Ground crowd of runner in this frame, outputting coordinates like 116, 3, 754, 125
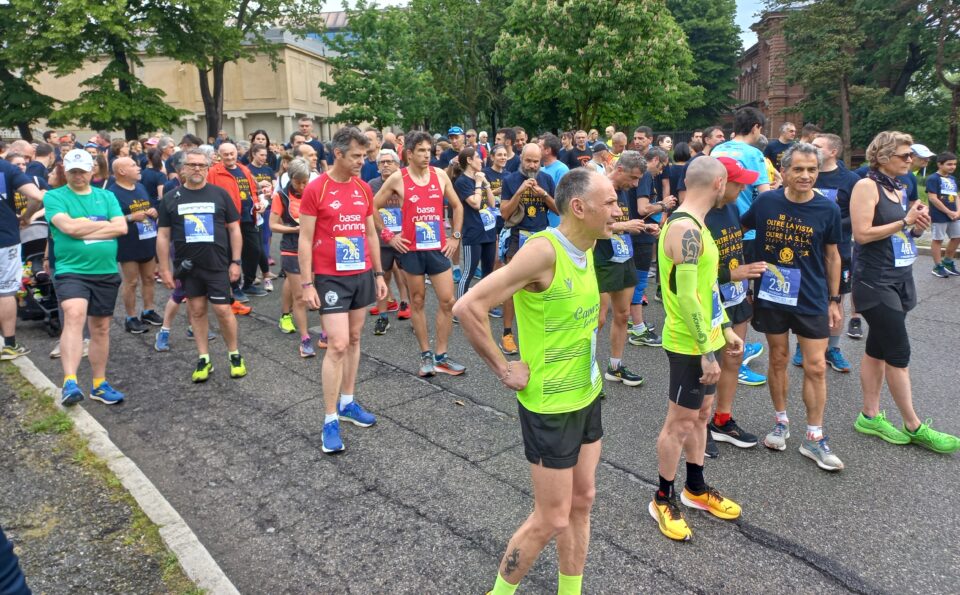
1, 108, 958, 594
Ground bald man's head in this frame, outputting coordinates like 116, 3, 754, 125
218, 143, 238, 168
9, 140, 34, 159
112, 157, 141, 183
682, 156, 726, 206
520, 143, 542, 177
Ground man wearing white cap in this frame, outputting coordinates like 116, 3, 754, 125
44, 149, 128, 406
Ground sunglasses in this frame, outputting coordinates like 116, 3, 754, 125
893, 152, 914, 161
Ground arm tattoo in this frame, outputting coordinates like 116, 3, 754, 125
704, 351, 717, 363
680, 228, 701, 264
503, 548, 521, 577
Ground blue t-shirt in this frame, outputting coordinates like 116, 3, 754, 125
926, 173, 958, 223
107, 181, 159, 262
163, 178, 180, 195
741, 188, 842, 315
360, 157, 379, 182
711, 141, 770, 241
675, 152, 704, 193
667, 163, 685, 199
706, 202, 749, 308
140, 168, 167, 202
306, 139, 326, 166
500, 170, 555, 233
814, 166, 861, 257
763, 139, 792, 170
541, 160, 569, 227
0, 160, 33, 248
438, 148, 458, 169
25, 160, 48, 184
504, 154, 520, 173
629, 172, 657, 246
226, 166, 255, 223
453, 175, 496, 245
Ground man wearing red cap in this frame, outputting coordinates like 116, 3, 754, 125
704, 158, 769, 455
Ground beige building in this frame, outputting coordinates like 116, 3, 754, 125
30, 29, 345, 144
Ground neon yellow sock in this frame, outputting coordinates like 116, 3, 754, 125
63, 374, 77, 386
491, 573, 519, 595
558, 573, 582, 595
228, 350, 239, 358
92, 377, 106, 389
199, 353, 210, 363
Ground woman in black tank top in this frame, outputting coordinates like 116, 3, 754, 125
849, 131, 959, 453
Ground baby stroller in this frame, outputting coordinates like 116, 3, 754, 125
17, 221, 60, 336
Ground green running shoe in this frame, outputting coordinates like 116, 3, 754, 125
278, 313, 296, 334
905, 420, 960, 454
854, 411, 910, 445
192, 358, 213, 383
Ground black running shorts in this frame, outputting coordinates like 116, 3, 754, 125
751, 307, 830, 339
54, 273, 121, 317
666, 350, 719, 410
182, 268, 232, 305
595, 260, 637, 294
518, 397, 603, 469
315, 270, 377, 314
397, 250, 450, 276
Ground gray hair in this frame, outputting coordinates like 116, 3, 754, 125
236, 140, 251, 154
756, 134, 769, 151
779, 122, 796, 134
616, 150, 646, 173
781, 142, 823, 169
378, 148, 400, 163
331, 127, 369, 156
181, 148, 210, 168
159, 136, 176, 150
555, 168, 597, 215
286, 157, 313, 182
197, 144, 216, 162
644, 147, 669, 164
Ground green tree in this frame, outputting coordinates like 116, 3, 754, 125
493, 0, 702, 131
928, 0, 960, 151
667, 0, 740, 128
150, 0, 325, 139
769, 0, 864, 163
318, 1, 439, 129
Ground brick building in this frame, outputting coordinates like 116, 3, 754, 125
736, 12, 805, 138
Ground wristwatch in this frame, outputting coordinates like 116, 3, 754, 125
231, 259, 242, 266
374, 271, 385, 277
452, 231, 462, 240
829, 295, 842, 304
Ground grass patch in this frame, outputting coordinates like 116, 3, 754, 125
1, 362, 205, 595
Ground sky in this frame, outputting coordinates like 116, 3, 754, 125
326, 0, 767, 50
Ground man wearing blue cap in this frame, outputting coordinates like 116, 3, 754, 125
438, 126, 464, 168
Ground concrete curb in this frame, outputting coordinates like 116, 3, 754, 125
12, 356, 239, 595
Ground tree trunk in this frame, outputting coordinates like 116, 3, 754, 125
16, 123, 33, 142
949, 85, 959, 154
198, 63, 226, 141
113, 49, 139, 140
888, 42, 924, 97
839, 76, 852, 165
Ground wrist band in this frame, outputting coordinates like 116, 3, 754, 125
381, 228, 395, 243
301, 282, 314, 289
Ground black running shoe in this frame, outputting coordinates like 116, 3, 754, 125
709, 418, 759, 448
846, 317, 863, 340
705, 430, 720, 459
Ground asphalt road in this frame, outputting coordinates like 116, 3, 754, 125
15, 252, 960, 594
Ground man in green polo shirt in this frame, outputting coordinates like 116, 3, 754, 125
454, 168, 621, 595
45, 149, 128, 406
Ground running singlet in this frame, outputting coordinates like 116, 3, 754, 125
271, 186, 303, 256
298, 173, 374, 276
400, 166, 445, 252
658, 212, 726, 356
515, 231, 602, 414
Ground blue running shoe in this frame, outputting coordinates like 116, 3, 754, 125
243, 284, 269, 297
742, 342, 763, 365
737, 364, 767, 386
154, 328, 170, 352
61, 380, 84, 406
488, 307, 503, 319
825, 346, 851, 373
792, 344, 803, 367
338, 401, 377, 427
453, 268, 463, 284
321, 419, 345, 454
186, 326, 216, 341
90, 381, 125, 405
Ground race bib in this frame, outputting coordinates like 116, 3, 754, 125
891, 231, 917, 268
479, 207, 497, 231
609, 234, 633, 263
84, 216, 110, 244
137, 219, 157, 240
942, 177, 957, 196
335, 236, 366, 271
179, 204, 216, 244
379, 208, 402, 232
414, 220, 441, 250
518, 229, 532, 249
711, 286, 724, 328
757, 265, 801, 306
719, 280, 747, 308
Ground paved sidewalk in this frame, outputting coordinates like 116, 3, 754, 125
14, 254, 960, 594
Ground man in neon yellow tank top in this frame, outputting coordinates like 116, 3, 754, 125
454, 169, 622, 595
650, 157, 745, 542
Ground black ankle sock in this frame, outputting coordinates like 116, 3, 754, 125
685, 462, 706, 494
503, 328, 512, 337
656, 475, 674, 501
4, 335, 15, 347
